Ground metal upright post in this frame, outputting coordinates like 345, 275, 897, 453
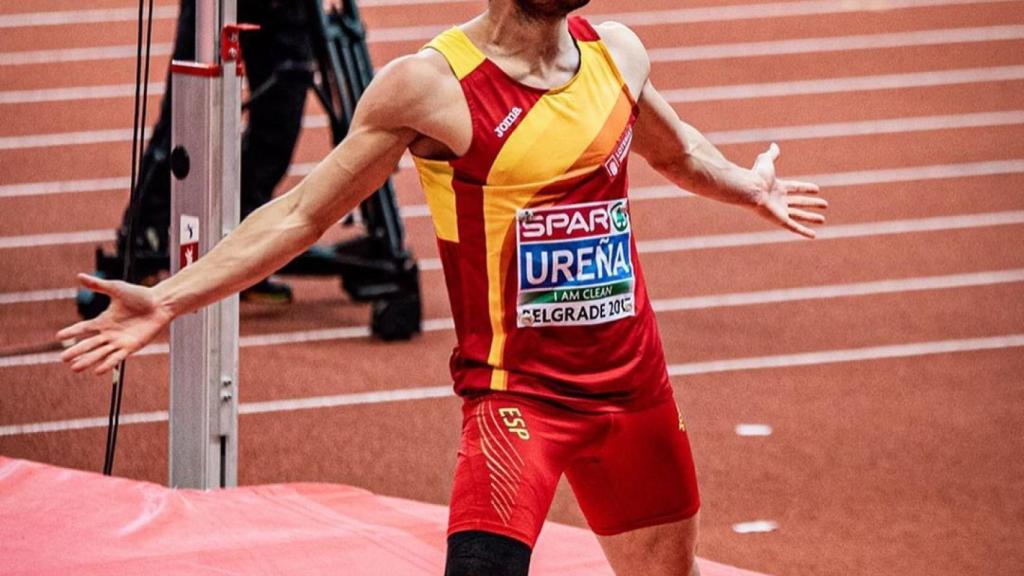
168, 0, 241, 489
217, 0, 242, 491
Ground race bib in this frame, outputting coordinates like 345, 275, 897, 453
516, 199, 636, 328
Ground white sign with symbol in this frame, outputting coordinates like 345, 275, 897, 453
179, 214, 200, 269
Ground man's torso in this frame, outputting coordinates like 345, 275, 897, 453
411, 17, 670, 412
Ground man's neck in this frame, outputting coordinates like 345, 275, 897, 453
470, 4, 575, 70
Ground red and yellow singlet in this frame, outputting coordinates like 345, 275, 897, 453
414, 17, 671, 412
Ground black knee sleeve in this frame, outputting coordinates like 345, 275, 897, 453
444, 531, 532, 576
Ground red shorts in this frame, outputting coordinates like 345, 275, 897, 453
447, 392, 701, 547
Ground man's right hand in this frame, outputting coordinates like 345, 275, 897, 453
58, 274, 174, 375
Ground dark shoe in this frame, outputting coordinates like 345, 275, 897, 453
241, 276, 294, 305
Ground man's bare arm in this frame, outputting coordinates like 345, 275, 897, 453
633, 84, 825, 238
632, 85, 762, 204
58, 54, 450, 373
600, 22, 826, 238
150, 64, 426, 316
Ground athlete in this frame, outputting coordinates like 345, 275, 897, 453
58, 0, 827, 574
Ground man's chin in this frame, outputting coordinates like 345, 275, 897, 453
515, 0, 591, 19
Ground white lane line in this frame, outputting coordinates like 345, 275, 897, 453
599, 0, 1016, 27
0, 5, 178, 28
649, 25, 1024, 62
238, 317, 455, 348
4, 59, 1022, 109
0, 176, 129, 198
0, 0, 999, 31
652, 269, 1024, 313
0, 410, 171, 437
0, 181, 666, 219
663, 65, 1024, 102
5, 109, 1021, 152
733, 521, 780, 534
0, 183, 672, 251
0, 110, 301, 152
0, 82, 164, 105
633, 211, 1024, 256
0, 229, 114, 249
9, 133, 1024, 202
798, 159, 1024, 187
367, 0, 1017, 43
735, 424, 773, 437
424, 210, 1024, 270
0, 128, 151, 150
3, 333, 1022, 437
0, 384, 458, 437
705, 110, 1024, 145
0, 116, 327, 150
0, 287, 76, 305
3, 203, 1022, 255
23, 10, 1008, 65
221, 156, 1024, 192
669, 334, 1024, 377
294, 135, 1024, 187
0, 43, 172, 66
240, 384, 455, 415
0, 0, 479, 28
2, 268, 1021, 368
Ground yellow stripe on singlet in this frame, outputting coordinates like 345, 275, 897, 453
423, 28, 486, 81
413, 157, 459, 242
481, 40, 628, 387
414, 29, 486, 245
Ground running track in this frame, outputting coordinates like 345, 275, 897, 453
1, 0, 1023, 574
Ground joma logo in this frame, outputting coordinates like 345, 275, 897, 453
494, 106, 523, 138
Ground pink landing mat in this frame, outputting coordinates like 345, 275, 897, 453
0, 456, 768, 575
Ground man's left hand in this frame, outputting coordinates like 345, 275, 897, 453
750, 143, 828, 238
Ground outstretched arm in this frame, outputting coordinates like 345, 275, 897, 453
632, 84, 826, 238
58, 54, 446, 373
598, 21, 827, 238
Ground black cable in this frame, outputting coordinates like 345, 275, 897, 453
104, 0, 155, 476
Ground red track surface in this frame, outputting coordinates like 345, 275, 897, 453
2, 0, 1024, 574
